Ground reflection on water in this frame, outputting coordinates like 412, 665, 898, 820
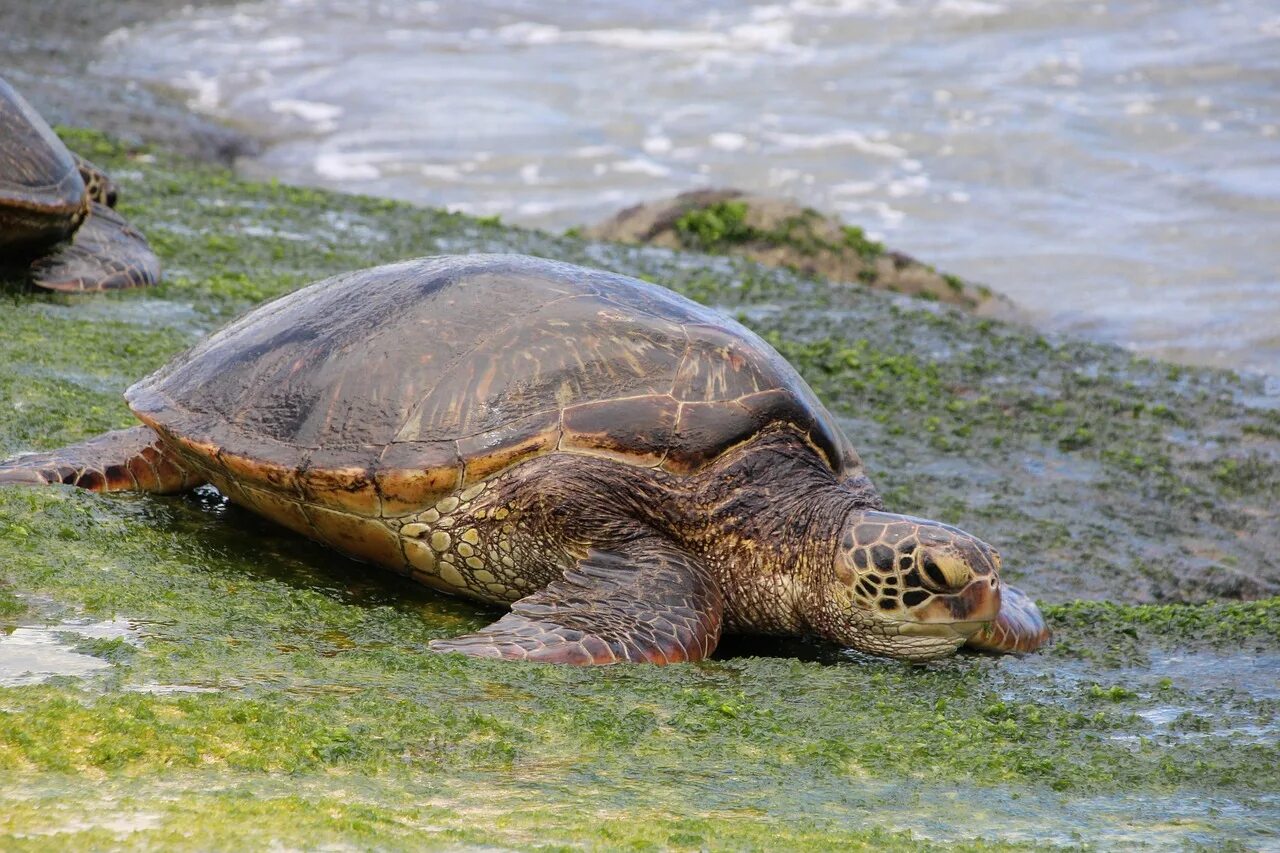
0, 618, 138, 687
98, 0, 1280, 373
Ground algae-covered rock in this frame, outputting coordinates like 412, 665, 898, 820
586, 188, 1011, 313
0, 130, 1276, 850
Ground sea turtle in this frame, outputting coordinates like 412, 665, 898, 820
0, 76, 160, 292
0, 254, 1049, 663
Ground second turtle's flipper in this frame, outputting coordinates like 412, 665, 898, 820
30, 202, 159, 292
430, 536, 723, 665
965, 584, 1051, 654
0, 425, 200, 494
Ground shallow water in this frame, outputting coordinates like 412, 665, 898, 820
0, 618, 138, 687
96, 0, 1280, 374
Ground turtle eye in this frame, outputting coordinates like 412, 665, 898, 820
919, 552, 969, 591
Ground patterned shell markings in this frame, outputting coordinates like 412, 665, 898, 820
0, 77, 86, 250
126, 255, 862, 538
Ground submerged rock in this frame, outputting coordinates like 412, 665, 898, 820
585, 188, 1013, 314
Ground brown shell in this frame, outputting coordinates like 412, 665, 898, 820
127, 254, 864, 519
0, 76, 86, 250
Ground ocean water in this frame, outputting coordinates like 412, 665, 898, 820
97, 0, 1280, 374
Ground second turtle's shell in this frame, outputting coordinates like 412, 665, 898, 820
0, 77, 87, 250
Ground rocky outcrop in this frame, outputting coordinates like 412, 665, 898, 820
586, 188, 1011, 313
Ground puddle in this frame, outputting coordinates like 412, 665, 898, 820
11, 811, 163, 839
32, 296, 205, 335
236, 223, 313, 241
0, 617, 140, 687
127, 683, 220, 695
826, 782, 1279, 850
319, 209, 389, 243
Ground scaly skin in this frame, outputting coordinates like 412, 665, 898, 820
418, 427, 1021, 662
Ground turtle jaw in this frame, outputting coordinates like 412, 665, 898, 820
882, 575, 1003, 660
837, 617, 972, 662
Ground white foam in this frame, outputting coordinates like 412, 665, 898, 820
420, 163, 463, 180
610, 157, 672, 177
515, 200, 560, 217
887, 174, 929, 197
837, 199, 906, 227
227, 11, 267, 32
175, 69, 221, 113
933, 0, 1006, 17
830, 180, 878, 196
493, 21, 561, 45
314, 152, 381, 181
257, 35, 304, 52
572, 145, 616, 158
767, 166, 806, 184
643, 135, 674, 155
709, 132, 748, 152
504, 19, 797, 54
789, 0, 903, 18
574, 28, 728, 51
768, 129, 907, 159
269, 98, 342, 130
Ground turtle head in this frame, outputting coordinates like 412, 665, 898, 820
816, 510, 1003, 661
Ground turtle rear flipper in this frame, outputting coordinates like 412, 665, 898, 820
430, 536, 723, 665
0, 425, 199, 493
30, 201, 159, 292
965, 584, 1050, 654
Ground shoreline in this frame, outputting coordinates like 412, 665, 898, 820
10, 0, 1277, 381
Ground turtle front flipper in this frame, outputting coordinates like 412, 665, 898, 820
430, 536, 723, 665
965, 584, 1051, 654
30, 201, 159, 292
0, 425, 200, 493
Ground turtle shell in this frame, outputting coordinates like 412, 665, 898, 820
127, 255, 864, 558
0, 77, 87, 251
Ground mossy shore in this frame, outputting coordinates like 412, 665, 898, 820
1, 131, 1277, 850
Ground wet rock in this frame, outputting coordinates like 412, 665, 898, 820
585, 188, 1015, 314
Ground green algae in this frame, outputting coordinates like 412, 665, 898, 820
675, 199, 756, 250
0, 587, 21, 620
672, 199, 886, 265
1, 128, 1278, 848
